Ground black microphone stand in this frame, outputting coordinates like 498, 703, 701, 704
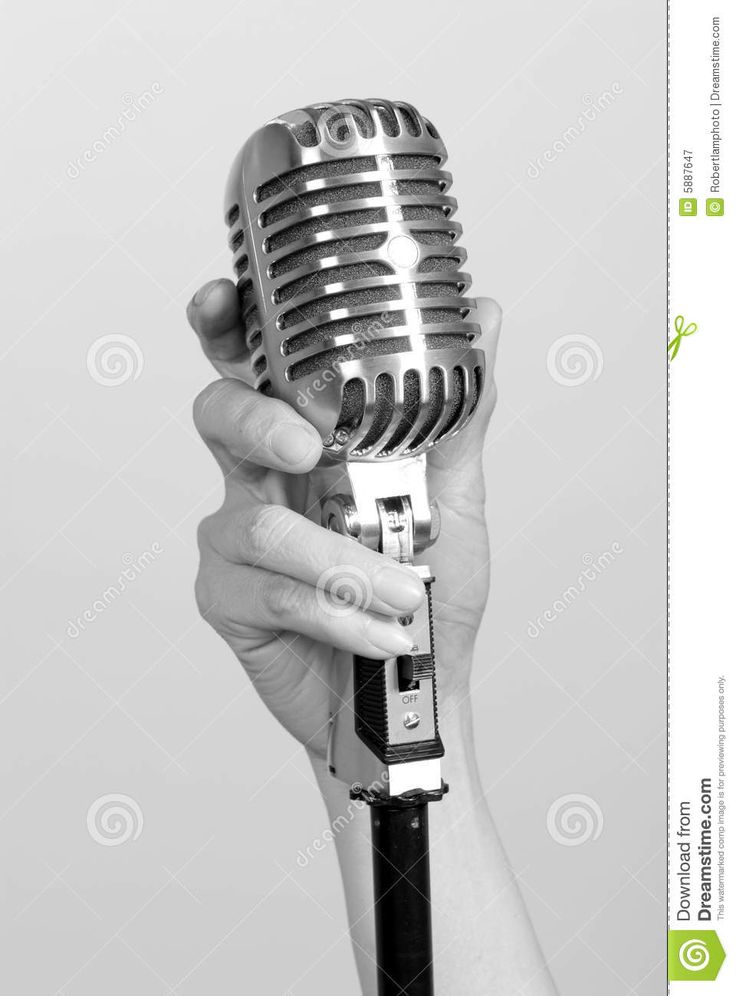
352, 783, 446, 995
371, 797, 433, 995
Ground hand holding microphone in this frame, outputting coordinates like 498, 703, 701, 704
188, 279, 500, 755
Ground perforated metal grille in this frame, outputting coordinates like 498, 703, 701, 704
375, 103, 400, 137
269, 234, 388, 280
288, 334, 470, 382
418, 255, 461, 272
280, 284, 403, 329
407, 368, 445, 452
280, 281, 464, 332
255, 153, 441, 202
284, 312, 408, 357
274, 262, 394, 304
256, 157, 377, 202
401, 205, 450, 222
380, 369, 421, 456
260, 182, 382, 228
265, 209, 388, 254
225, 100, 483, 460
336, 378, 366, 436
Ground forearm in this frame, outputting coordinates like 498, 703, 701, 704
309, 698, 558, 995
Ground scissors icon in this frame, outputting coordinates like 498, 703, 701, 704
668, 315, 697, 360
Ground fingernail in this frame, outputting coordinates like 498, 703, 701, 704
269, 424, 318, 465
191, 281, 218, 308
374, 566, 424, 612
365, 620, 415, 657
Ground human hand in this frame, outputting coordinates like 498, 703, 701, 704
188, 279, 501, 758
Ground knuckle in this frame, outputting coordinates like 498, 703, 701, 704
319, 562, 375, 612
194, 567, 215, 621
229, 389, 260, 426
192, 380, 232, 434
243, 504, 292, 562
196, 513, 217, 553
260, 574, 302, 619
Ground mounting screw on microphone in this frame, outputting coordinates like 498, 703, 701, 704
403, 712, 421, 730
322, 494, 361, 541
324, 427, 351, 449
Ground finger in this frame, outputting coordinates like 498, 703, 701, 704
187, 279, 249, 371
206, 561, 418, 659
204, 503, 425, 616
471, 296, 502, 421
193, 378, 323, 474
458, 296, 501, 443
428, 296, 501, 472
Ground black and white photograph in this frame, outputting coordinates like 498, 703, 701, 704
3, 2, 669, 993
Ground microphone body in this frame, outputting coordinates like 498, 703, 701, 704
224, 98, 483, 797
224, 98, 484, 464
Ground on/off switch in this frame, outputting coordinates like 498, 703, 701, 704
398, 654, 419, 692
397, 652, 435, 692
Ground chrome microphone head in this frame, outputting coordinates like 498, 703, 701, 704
224, 98, 484, 463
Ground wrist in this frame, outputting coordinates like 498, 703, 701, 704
438, 681, 478, 750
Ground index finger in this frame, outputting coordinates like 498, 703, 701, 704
187, 278, 249, 375
193, 377, 323, 475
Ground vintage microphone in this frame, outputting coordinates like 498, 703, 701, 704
224, 99, 484, 995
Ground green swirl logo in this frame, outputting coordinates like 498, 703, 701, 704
678, 938, 710, 971
668, 930, 726, 981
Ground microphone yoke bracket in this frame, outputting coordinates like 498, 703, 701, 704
323, 456, 445, 800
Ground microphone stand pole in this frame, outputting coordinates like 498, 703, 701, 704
368, 789, 439, 994
323, 457, 446, 996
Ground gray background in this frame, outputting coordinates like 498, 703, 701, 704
1, 0, 666, 993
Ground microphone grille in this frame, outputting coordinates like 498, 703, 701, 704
224, 99, 485, 461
